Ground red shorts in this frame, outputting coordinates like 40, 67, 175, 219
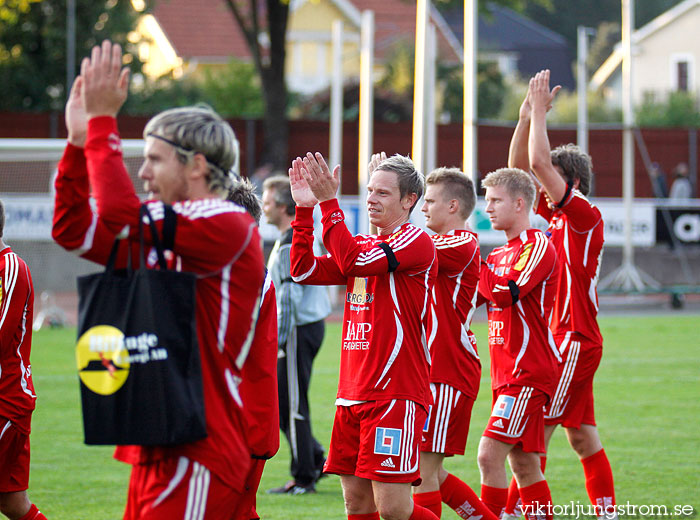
325, 400, 427, 484
421, 383, 474, 456
545, 336, 602, 429
231, 459, 265, 520
483, 386, 547, 453
0, 418, 30, 492
123, 456, 242, 520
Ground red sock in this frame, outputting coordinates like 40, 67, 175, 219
582, 449, 616, 515
414, 491, 442, 518
348, 513, 380, 520
480, 484, 507, 518
505, 455, 546, 515
19, 504, 47, 520
409, 503, 440, 520
519, 480, 552, 520
440, 474, 499, 520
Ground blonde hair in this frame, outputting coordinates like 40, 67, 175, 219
425, 167, 476, 219
482, 168, 536, 208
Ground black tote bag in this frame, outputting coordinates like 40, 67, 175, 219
75, 205, 207, 446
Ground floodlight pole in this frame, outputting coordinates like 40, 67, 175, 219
358, 10, 374, 234
330, 20, 344, 195
577, 26, 595, 156
412, 0, 429, 173
463, 0, 478, 184
66, 0, 76, 95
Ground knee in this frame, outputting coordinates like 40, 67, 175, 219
343, 487, 375, 515
508, 452, 543, 485
0, 492, 31, 519
566, 426, 602, 458
376, 499, 413, 520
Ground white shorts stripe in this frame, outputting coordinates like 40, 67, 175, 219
185, 461, 210, 520
546, 340, 580, 419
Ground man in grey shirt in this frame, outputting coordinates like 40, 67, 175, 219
262, 174, 331, 495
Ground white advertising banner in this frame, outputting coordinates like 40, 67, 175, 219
3, 195, 55, 241
2, 194, 656, 247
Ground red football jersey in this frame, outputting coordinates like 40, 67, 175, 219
54, 117, 264, 491
427, 230, 481, 399
0, 247, 36, 434
290, 200, 436, 408
535, 191, 604, 345
240, 272, 280, 459
479, 228, 561, 397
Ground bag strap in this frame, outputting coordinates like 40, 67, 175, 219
139, 204, 168, 270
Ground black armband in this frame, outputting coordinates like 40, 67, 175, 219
161, 204, 177, 251
378, 242, 400, 272
555, 181, 574, 209
507, 280, 520, 305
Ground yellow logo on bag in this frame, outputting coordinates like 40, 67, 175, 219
76, 325, 130, 395
514, 243, 533, 271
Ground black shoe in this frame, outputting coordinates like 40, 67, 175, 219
267, 480, 316, 495
315, 458, 328, 483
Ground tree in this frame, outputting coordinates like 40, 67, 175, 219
0, 0, 146, 113
636, 91, 700, 127
223, 0, 289, 171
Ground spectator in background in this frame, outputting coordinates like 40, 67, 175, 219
262, 175, 331, 495
0, 199, 47, 520
649, 162, 669, 198
669, 163, 693, 200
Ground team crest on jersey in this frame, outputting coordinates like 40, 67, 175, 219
492, 394, 515, 419
374, 427, 401, 456
514, 243, 533, 270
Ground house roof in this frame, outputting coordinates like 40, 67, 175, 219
590, 0, 700, 89
151, 0, 252, 62
440, 2, 575, 88
150, 0, 461, 65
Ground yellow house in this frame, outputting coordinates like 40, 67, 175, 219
591, 0, 700, 108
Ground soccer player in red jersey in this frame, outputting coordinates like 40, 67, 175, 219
289, 152, 439, 520
477, 168, 560, 520
412, 168, 496, 520
52, 41, 264, 519
227, 180, 280, 520
0, 201, 47, 520
502, 69, 616, 520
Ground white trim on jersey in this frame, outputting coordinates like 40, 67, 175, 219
561, 264, 572, 326
75, 212, 99, 254
374, 311, 404, 389
512, 303, 531, 375
217, 265, 232, 353
173, 199, 246, 220
291, 259, 317, 283
185, 461, 211, 520
225, 368, 244, 408
515, 233, 548, 288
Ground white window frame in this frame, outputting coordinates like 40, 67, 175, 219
669, 52, 695, 92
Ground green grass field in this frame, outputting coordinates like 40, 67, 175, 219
25, 315, 700, 519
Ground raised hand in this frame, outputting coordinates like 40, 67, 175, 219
65, 76, 88, 147
529, 69, 561, 114
81, 40, 130, 119
300, 152, 340, 203
289, 157, 318, 207
368, 151, 387, 176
